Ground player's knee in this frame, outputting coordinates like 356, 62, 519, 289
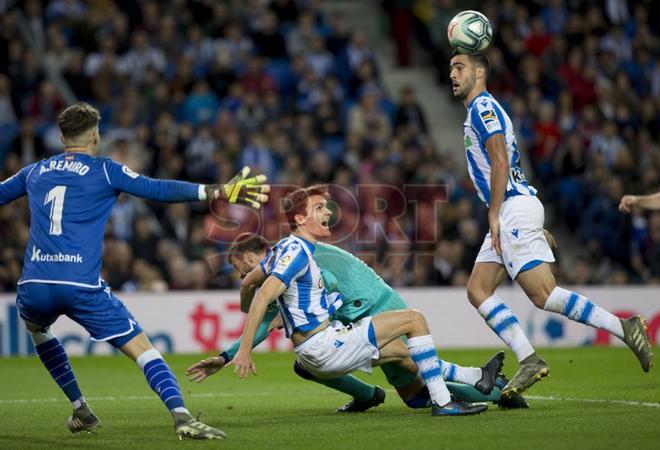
467, 282, 488, 307
526, 284, 554, 309
27, 326, 56, 345
529, 290, 550, 309
406, 309, 429, 332
293, 360, 315, 380
135, 348, 163, 369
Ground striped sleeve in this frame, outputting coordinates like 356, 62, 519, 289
271, 242, 309, 287
471, 99, 504, 142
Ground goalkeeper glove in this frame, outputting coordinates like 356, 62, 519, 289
204, 167, 270, 209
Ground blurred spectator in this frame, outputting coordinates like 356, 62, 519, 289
395, 85, 427, 135
116, 29, 166, 83
9, 117, 46, 165
348, 89, 391, 144
29, 81, 65, 125
0, 73, 18, 127
181, 80, 220, 125
252, 10, 288, 59
382, 0, 413, 66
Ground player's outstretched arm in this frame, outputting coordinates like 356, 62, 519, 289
185, 307, 280, 383
229, 275, 286, 379
186, 356, 227, 383
104, 161, 269, 209
205, 166, 270, 210
619, 192, 660, 212
240, 264, 268, 312
0, 164, 35, 206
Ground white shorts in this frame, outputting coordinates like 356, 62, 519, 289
294, 318, 379, 379
475, 195, 555, 279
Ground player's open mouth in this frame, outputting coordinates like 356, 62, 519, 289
321, 220, 329, 228
452, 82, 460, 89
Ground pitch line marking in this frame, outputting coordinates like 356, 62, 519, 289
526, 395, 660, 409
1, 391, 659, 409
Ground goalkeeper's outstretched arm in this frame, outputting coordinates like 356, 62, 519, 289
206, 166, 270, 209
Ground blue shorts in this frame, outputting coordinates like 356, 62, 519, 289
16, 281, 143, 348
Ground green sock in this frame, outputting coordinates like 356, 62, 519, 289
446, 382, 501, 402
313, 375, 376, 401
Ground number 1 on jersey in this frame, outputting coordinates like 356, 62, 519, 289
44, 185, 66, 235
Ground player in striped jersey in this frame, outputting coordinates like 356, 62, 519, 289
187, 233, 522, 410
449, 52, 653, 398
228, 186, 488, 416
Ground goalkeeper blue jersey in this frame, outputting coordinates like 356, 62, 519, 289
0, 152, 203, 287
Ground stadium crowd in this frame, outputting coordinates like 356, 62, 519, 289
0, 0, 658, 292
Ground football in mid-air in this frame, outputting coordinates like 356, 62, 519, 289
447, 10, 492, 54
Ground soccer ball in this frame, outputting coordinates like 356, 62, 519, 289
447, 10, 492, 54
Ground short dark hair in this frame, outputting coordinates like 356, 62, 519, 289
283, 185, 330, 231
58, 102, 101, 140
228, 233, 269, 260
451, 51, 491, 79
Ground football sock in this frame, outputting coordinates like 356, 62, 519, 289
478, 295, 535, 362
446, 382, 501, 403
407, 335, 451, 406
439, 360, 482, 386
404, 385, 432, 409
313, 376, 376, 402
136, 349, 187, 412
544, 287, 624, 339
31, 330, 83, 406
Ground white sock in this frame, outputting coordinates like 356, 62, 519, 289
478, 295, 535, 362
407, 335, 451, 406
544, 287, 624, 339
72, 397, 84, 409
136, 348, 162, 370
172, 407, 190, 415
439, 360, 482, 386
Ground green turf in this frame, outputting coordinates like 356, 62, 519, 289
1, 347, 659, 449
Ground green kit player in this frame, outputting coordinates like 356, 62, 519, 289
187, 233, 527, 410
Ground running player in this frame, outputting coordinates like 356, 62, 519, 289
0, 102, 269, 439
448, 52, 653, 398
187, 233, 522, 410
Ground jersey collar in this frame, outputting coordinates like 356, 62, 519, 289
291, 235, 315, 254
466, 90, 490, 110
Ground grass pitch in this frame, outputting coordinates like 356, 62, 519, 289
1, 347, 659, 450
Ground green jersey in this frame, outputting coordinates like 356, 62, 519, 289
315, 243, 405, 323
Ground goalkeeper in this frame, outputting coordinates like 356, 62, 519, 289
187, 233, 528, 410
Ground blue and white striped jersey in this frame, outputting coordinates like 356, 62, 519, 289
463, 91, 537, 206
0, 152, 204, 287
260, 235, 342, 337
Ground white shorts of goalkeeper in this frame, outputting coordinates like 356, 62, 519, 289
294, 318, 379, 379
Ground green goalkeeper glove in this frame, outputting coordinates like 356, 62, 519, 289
204, 167, 270, 209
